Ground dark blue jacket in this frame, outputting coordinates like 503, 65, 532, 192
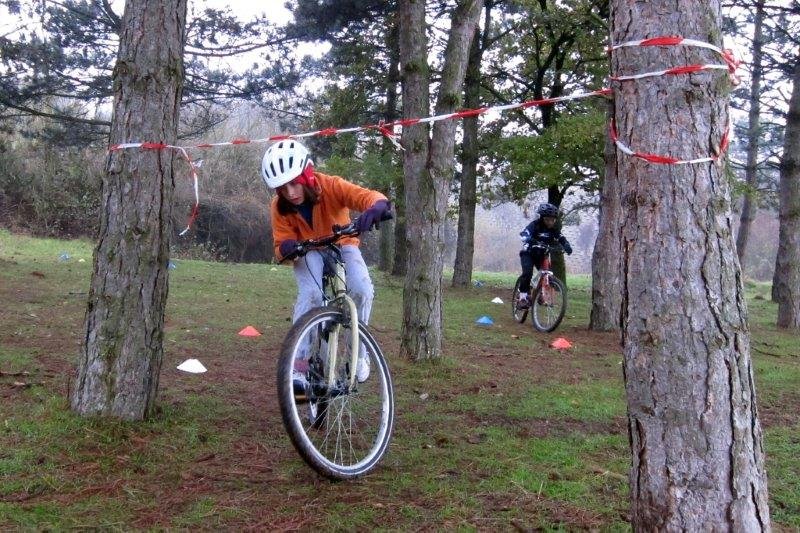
520, 218, 572, 254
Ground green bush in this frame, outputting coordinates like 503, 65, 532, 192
0, 140, 102, 237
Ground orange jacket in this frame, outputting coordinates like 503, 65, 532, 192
271, 172, 387, 261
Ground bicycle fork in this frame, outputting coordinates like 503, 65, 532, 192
325, 264, 361, 391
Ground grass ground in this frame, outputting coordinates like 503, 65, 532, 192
1, 228, 798, 530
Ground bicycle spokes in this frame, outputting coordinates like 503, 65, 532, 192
531, 276, 566, 333
278, 308, 394, 479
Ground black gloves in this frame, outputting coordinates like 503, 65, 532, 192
279, 239, 304, 259
356, 200, 391, 233
558, 236, 573, 255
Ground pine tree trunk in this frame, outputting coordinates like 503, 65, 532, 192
71, 0, 187, 420
391, 185, 408, 276
774, 51, 800, 329
399, 0, 482, 360
452, 27, 483, 288
380, 15, 401, 273
611, 0, 770, 529
735, 0, 765, 271
590, 103, 622, 331
378, 220, 394, 271
548, 186, 567, 288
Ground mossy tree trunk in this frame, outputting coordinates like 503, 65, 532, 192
774, 49, 800, 329
399, 0, 483, 360
452, 2, 494, 288
590, 102, 622, 331
71, 0, 187, 420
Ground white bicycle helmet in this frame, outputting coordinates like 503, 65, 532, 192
261, 140, 312, 188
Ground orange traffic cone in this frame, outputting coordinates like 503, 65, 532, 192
550, 337, 572, 349
238, 326, 262, 337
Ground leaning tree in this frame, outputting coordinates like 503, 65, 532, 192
611, 0, 771, 528
71, 0, 187, 420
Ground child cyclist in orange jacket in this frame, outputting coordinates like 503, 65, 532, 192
262, 140, 391, 383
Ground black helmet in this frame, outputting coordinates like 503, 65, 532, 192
536, 202, 559, 218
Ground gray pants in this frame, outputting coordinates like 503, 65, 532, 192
292, 245, 374, 325
291, 246, 374, 368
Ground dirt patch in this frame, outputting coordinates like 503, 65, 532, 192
480, 491, 611, 530
758, 391, 800, 428
451, 324, 624, 387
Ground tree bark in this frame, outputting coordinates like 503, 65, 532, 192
774, 51, 800, 329
71, 0, 187, 420
391, 176, 408, 276
452, 4, 492, 288
611, 0, 770, 529
380, 14, 401, 273
547, 185, 568, 287
590, 102, 622, 331
399, 0, 483, 360
735, 0, 765, 271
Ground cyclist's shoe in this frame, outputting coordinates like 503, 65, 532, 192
517, 292, 531, 309
293, 370, 309, 402
356, 354, 371, 383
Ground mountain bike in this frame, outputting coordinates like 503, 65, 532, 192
511, 243, 567, 332
276, 219, 394, 480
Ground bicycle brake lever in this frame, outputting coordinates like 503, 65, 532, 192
333, 221, 358, 236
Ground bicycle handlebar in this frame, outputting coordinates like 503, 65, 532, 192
281, 209, 395, 262
528, 242, 565, 254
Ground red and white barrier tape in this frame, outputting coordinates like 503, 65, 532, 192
109, 88, 613, 154
607, 35, 738, 164
107, 36, 739, 234
110, 88, 614, 234
609, 119, 730, 165
609, 36, 741, 82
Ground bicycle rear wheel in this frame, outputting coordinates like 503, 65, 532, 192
512, 278, 528, 323
531, 276, 567, 332
277, 306, 394, 480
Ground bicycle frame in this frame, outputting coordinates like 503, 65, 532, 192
322, 250, 361, 390
532, 245, 554, 292
291, 217, 391, 393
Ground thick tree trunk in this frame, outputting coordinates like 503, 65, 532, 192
735, 0, 765, 270
547, 186, 568, 287
71, 0, 187, 420
590, 103, 622, 331
611, 0, 770, 529
774, 52, 800, 329
452, 27, 483, 288
399, 0, 482, 360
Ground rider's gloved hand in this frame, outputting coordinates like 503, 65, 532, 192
279, 239, 303, 259
356, 200, 390, 233
559, 237, 573, 255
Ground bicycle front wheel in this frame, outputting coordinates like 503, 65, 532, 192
531, 276, 567, 332
277, 306, 394, 480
